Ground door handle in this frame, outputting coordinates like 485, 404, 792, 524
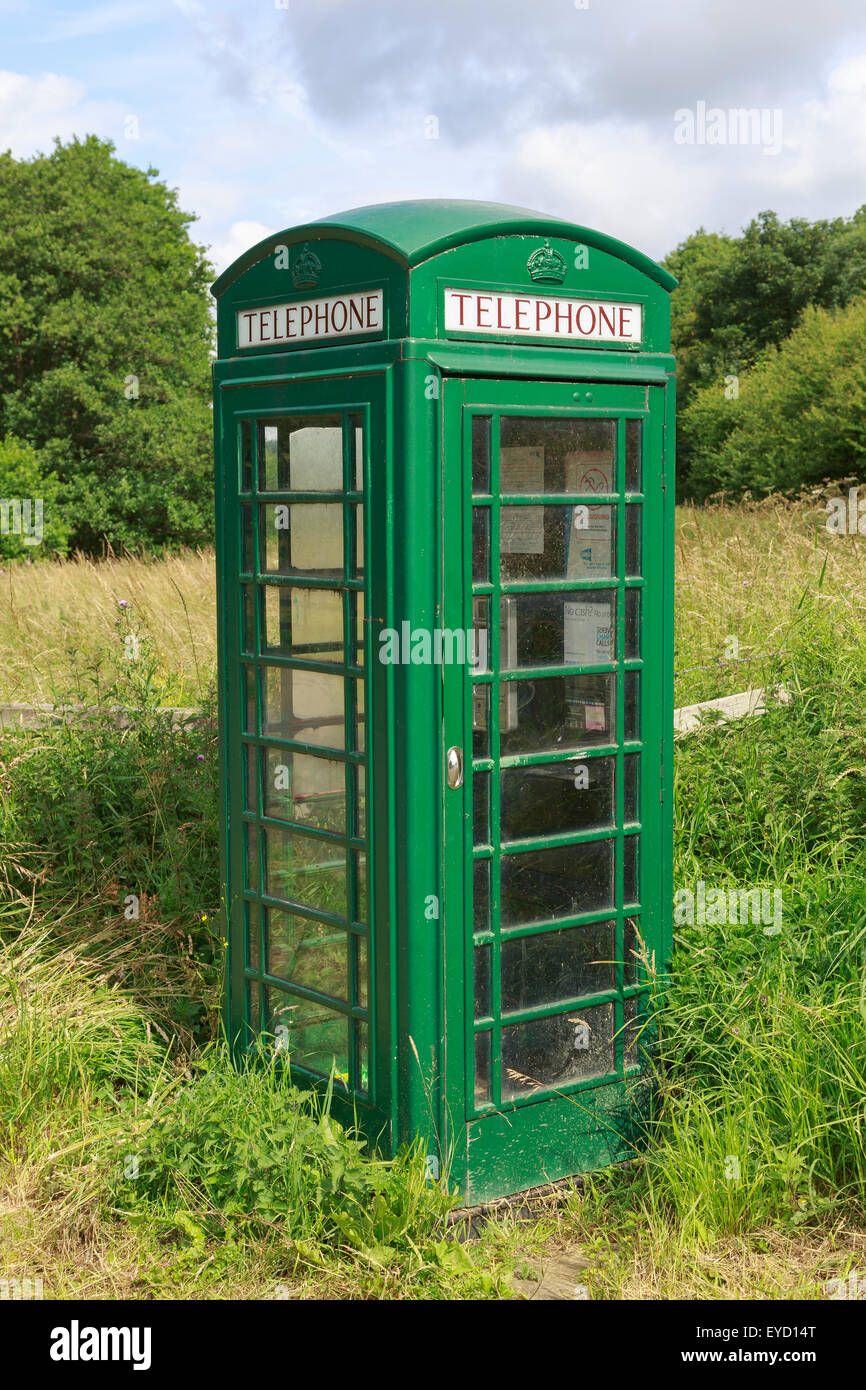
446, 745, 464, 789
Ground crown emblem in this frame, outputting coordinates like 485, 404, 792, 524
526, 240, 567, 285
291, 243, 321, 289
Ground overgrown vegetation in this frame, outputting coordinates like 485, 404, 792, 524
664, 206, 866, 495
0, 136, 214, 555
1, 509, 865, 1298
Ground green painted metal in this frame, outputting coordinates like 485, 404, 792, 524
212, 199, 675, 1200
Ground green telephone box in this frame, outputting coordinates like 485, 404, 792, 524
212, 200, 676, 1203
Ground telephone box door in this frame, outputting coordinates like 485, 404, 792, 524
441, 375, 670, 1203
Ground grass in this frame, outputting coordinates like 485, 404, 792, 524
0, 495, 865, 1298
0, 547, 215, 706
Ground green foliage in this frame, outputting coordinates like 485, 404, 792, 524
682, 296, 866, 499
665, 207, 866, 488
0, 433, 70, 558
0, 638, 221, 1041
0, 136, 214, 554
610, 582, 866, 1242
120, 1047, 452, 1249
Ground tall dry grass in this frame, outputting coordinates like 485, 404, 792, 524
675, 495, 866, 705
0, 548, 216, 706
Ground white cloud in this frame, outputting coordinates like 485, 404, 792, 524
0, 70, 125, 156
208, 219, 274, 276
502, 53, 866, 258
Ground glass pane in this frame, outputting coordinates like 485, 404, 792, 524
244, 743, 258, 813
500, 591, 616, 670
625, 418, 642, 492
501, 1002, 614, 1099
500, 674, 616, 755
622, 994, 643, 1066
245, 901, 261, 972
351, 504, 364, 577
625, 505, 641, 576
241, 585, 255, 655
500, 417, 615, 495
500, 839, 614, 926
354, 934, 368, 1008
473, 769, 489, 845
472, 507, 489, 582
266, 989, 348, 1079
475, 1030, 492, 1105
624, 754, 639, 824
501, 920, 614, 1012
352, 679, 366, 753
267, 907, 348, 1003
625, 589, 641, 659
501, 756, 614, 840
474, 944, 491, 1018
349, 590, 365, 668
259, 416, 342, 492
242, 665, 256, 734
356, 1019, 368, 1093
354, 764, 366, 838
260, 503, 343, 578
471, 596, 489, 673
240, 419, 252, 493
472, 415, 491, 493
247, 979, 261, 1035
624, 835, 639, 904
245, 823, 259, 893
501, 505, 615, 582
350, 413, 364, 491
353, 850, 368, 923
262, 586, 343, 662
264, 749, 345, 832
264, 826, 347, 917
262, 667, 346, 750
623, 916, 642, 986
472, 686, 490, 758
473, 859, 490, 931
625, 671, 640, 742
240, 504, 254, 573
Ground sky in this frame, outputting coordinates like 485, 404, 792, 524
1, 0, 865, 276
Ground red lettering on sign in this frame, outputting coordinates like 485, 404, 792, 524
475, 295, 493, 327
300, 306, 313, 334
535, 299, 552, 332
576, 303, 596, 335
315, 301, 329, 334
286, 306, 298, 338
242, 312, 256, 341
259, 311, 271, 342
554, 301, 573, 333
331, 299, 347, 332
618, 307, 633, 337
349, 299, 364, 330
598, 304, 617, 337
514, 298, 530, 329
365, 294, 378, 327
449, 292, 472, 326
496, 296, 508, 329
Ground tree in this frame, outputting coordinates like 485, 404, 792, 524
683, 296, 866, 500
0, 434, 70, 559
663, 208, 866, 491
0, 136, 215, 553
